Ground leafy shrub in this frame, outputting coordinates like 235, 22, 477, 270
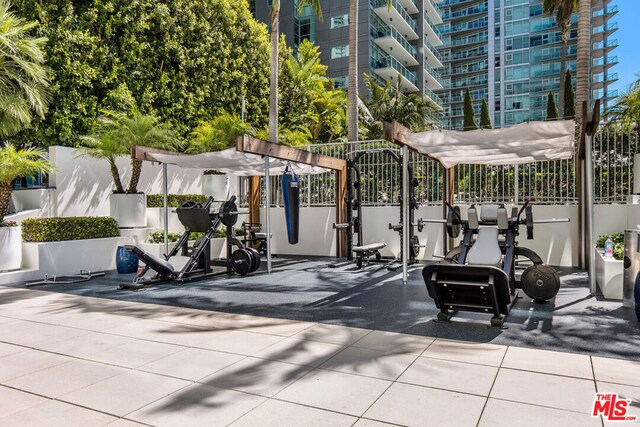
22, 217, 119, 242
147, 230, 206, 243
147, 194, 210, 208
596, 233, 624, 248
613, 244, 624, 261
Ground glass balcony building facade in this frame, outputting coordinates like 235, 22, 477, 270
252, 0, 446, 110
437, 0, 618, 129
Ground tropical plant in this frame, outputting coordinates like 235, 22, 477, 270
463, 89, 478, 131
189, 112, 251, 154
480, 99, 492, 129
268, 0, 323, 144
542, 0, 577, 115
606, 76, 640, 127
564, 69, 576, 119
359, 74, 441, 139
79, 112, 177, 194
13, 0, 269, 146
547, 92, 558, 120
0, 144, 54, 223
0, 0, 49, 137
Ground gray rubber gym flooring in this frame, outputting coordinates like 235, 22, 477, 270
7, 256, 640, 361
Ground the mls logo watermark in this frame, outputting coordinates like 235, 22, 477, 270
592, 393, 638, 422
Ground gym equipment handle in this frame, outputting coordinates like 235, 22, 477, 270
532, 218, 570, 224
418, 218, 447, 224
333, 223, 350, 230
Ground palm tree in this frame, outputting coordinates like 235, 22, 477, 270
268, 0, 322, 144
606, 76, 640, 127
575, 0, 590, 127
80, 112, 177, 194
542, 0, 577, 116
360, 73, 441, 138
0, 0, 50, 137
0, 144, 54, 223
189, 112, 252, 154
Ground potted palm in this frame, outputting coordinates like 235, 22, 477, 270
80, 111, 177, 228
190, 112, 250, 201
0, 145, 54, 271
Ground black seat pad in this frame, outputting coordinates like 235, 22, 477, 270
126, 245, 176, 277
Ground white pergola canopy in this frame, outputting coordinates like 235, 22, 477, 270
402, 120, 576, 168
152, 148, 328, 176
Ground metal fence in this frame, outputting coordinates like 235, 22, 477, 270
243, 126, 638, 207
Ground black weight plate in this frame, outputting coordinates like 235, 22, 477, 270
410, 235, 420, 259
246, 247, 260, 273
231, 249, 252, 276
220, 200, 239, 227
446, 206, 461, 238
525, 205, 534, 239
521, 264, 560, 302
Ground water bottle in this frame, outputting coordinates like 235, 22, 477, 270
604, 236, 613, 258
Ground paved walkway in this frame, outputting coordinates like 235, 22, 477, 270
0, 286, 638, 426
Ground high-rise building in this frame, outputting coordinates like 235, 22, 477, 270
437, 0, 618, 129
252, 0, 447, 110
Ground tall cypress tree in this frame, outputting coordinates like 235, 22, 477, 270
564, 69, 575, 119
547, 92, 558, 120
463, 88, 478, 131
480, 99, 492, 129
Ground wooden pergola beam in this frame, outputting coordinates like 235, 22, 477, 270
382, 121, 412, 147
131, 145, 186, 162
235, 135, 346, 171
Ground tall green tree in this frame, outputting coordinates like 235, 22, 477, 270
547, 92, 558, 119
0, 0, 49, 137
480, 99, 492, 129
542, 0, 577, 115
463, 89, 478, 131
13, 0, 270, 147
268, 0, 323, 145
564, 69, 575, 118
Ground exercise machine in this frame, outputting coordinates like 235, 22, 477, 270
120, 196, 259, 290
333, 149, 423, 269
241, 222, 268, 255
420, 200, 568, 327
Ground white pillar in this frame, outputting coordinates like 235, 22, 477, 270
585, 133, 596, 295
402, 145, 410, 285
265, 157, 272, 273
162, 163, 169, 255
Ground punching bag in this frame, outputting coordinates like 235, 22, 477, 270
282, 166, 300, 244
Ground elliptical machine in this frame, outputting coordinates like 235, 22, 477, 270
420, 200, 568, 327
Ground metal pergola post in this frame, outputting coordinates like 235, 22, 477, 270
265, 157, 272, 273
402, 145, 409, 285
162, 163, 169, 255
586, 132, 596, 295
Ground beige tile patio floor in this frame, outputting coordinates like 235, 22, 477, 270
0, 286, 638, 426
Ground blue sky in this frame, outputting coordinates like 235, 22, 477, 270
610, 0, 640, 93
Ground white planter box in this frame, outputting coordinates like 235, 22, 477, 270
0, 226, 22, 271
111, 194, 147, 228
202, 174, 229, 201
594, 248, 624, 300
22, 236, 131, 277
210, 238, 227, 260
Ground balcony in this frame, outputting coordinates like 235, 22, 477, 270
592, 38, 618, 55
423, 87, 444, 108
423, 36, 444, 68
437, 0, 477, 7
592, 72, 618, 90
424, 12, 443, 47
371, 22, 419, 67
441, 31, 489, 48
440, 17, 488, 35
425, 0, 443, 25
591, 22, 618, 42
372, 0, 419, 41
592, 4, 618, 26
371, 53, 419, 93
424, 62, 444, 90
442, 4, 488, 21
396, 0, 419, 15
591, 55, 618, 72
447, 47, 489, 62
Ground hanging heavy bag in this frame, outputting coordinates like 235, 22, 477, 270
282, 165, 300, 244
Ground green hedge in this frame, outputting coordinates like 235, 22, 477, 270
147, 194, 210, 208
22, 217, 120, 242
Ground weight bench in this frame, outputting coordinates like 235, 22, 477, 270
125, 245, 192, 279
423, 204, 518, 327
352, 242, 386, 269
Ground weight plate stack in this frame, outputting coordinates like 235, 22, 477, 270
520, 264, 560, 302
246, 247, 261, 273
231, 249, 252, 276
